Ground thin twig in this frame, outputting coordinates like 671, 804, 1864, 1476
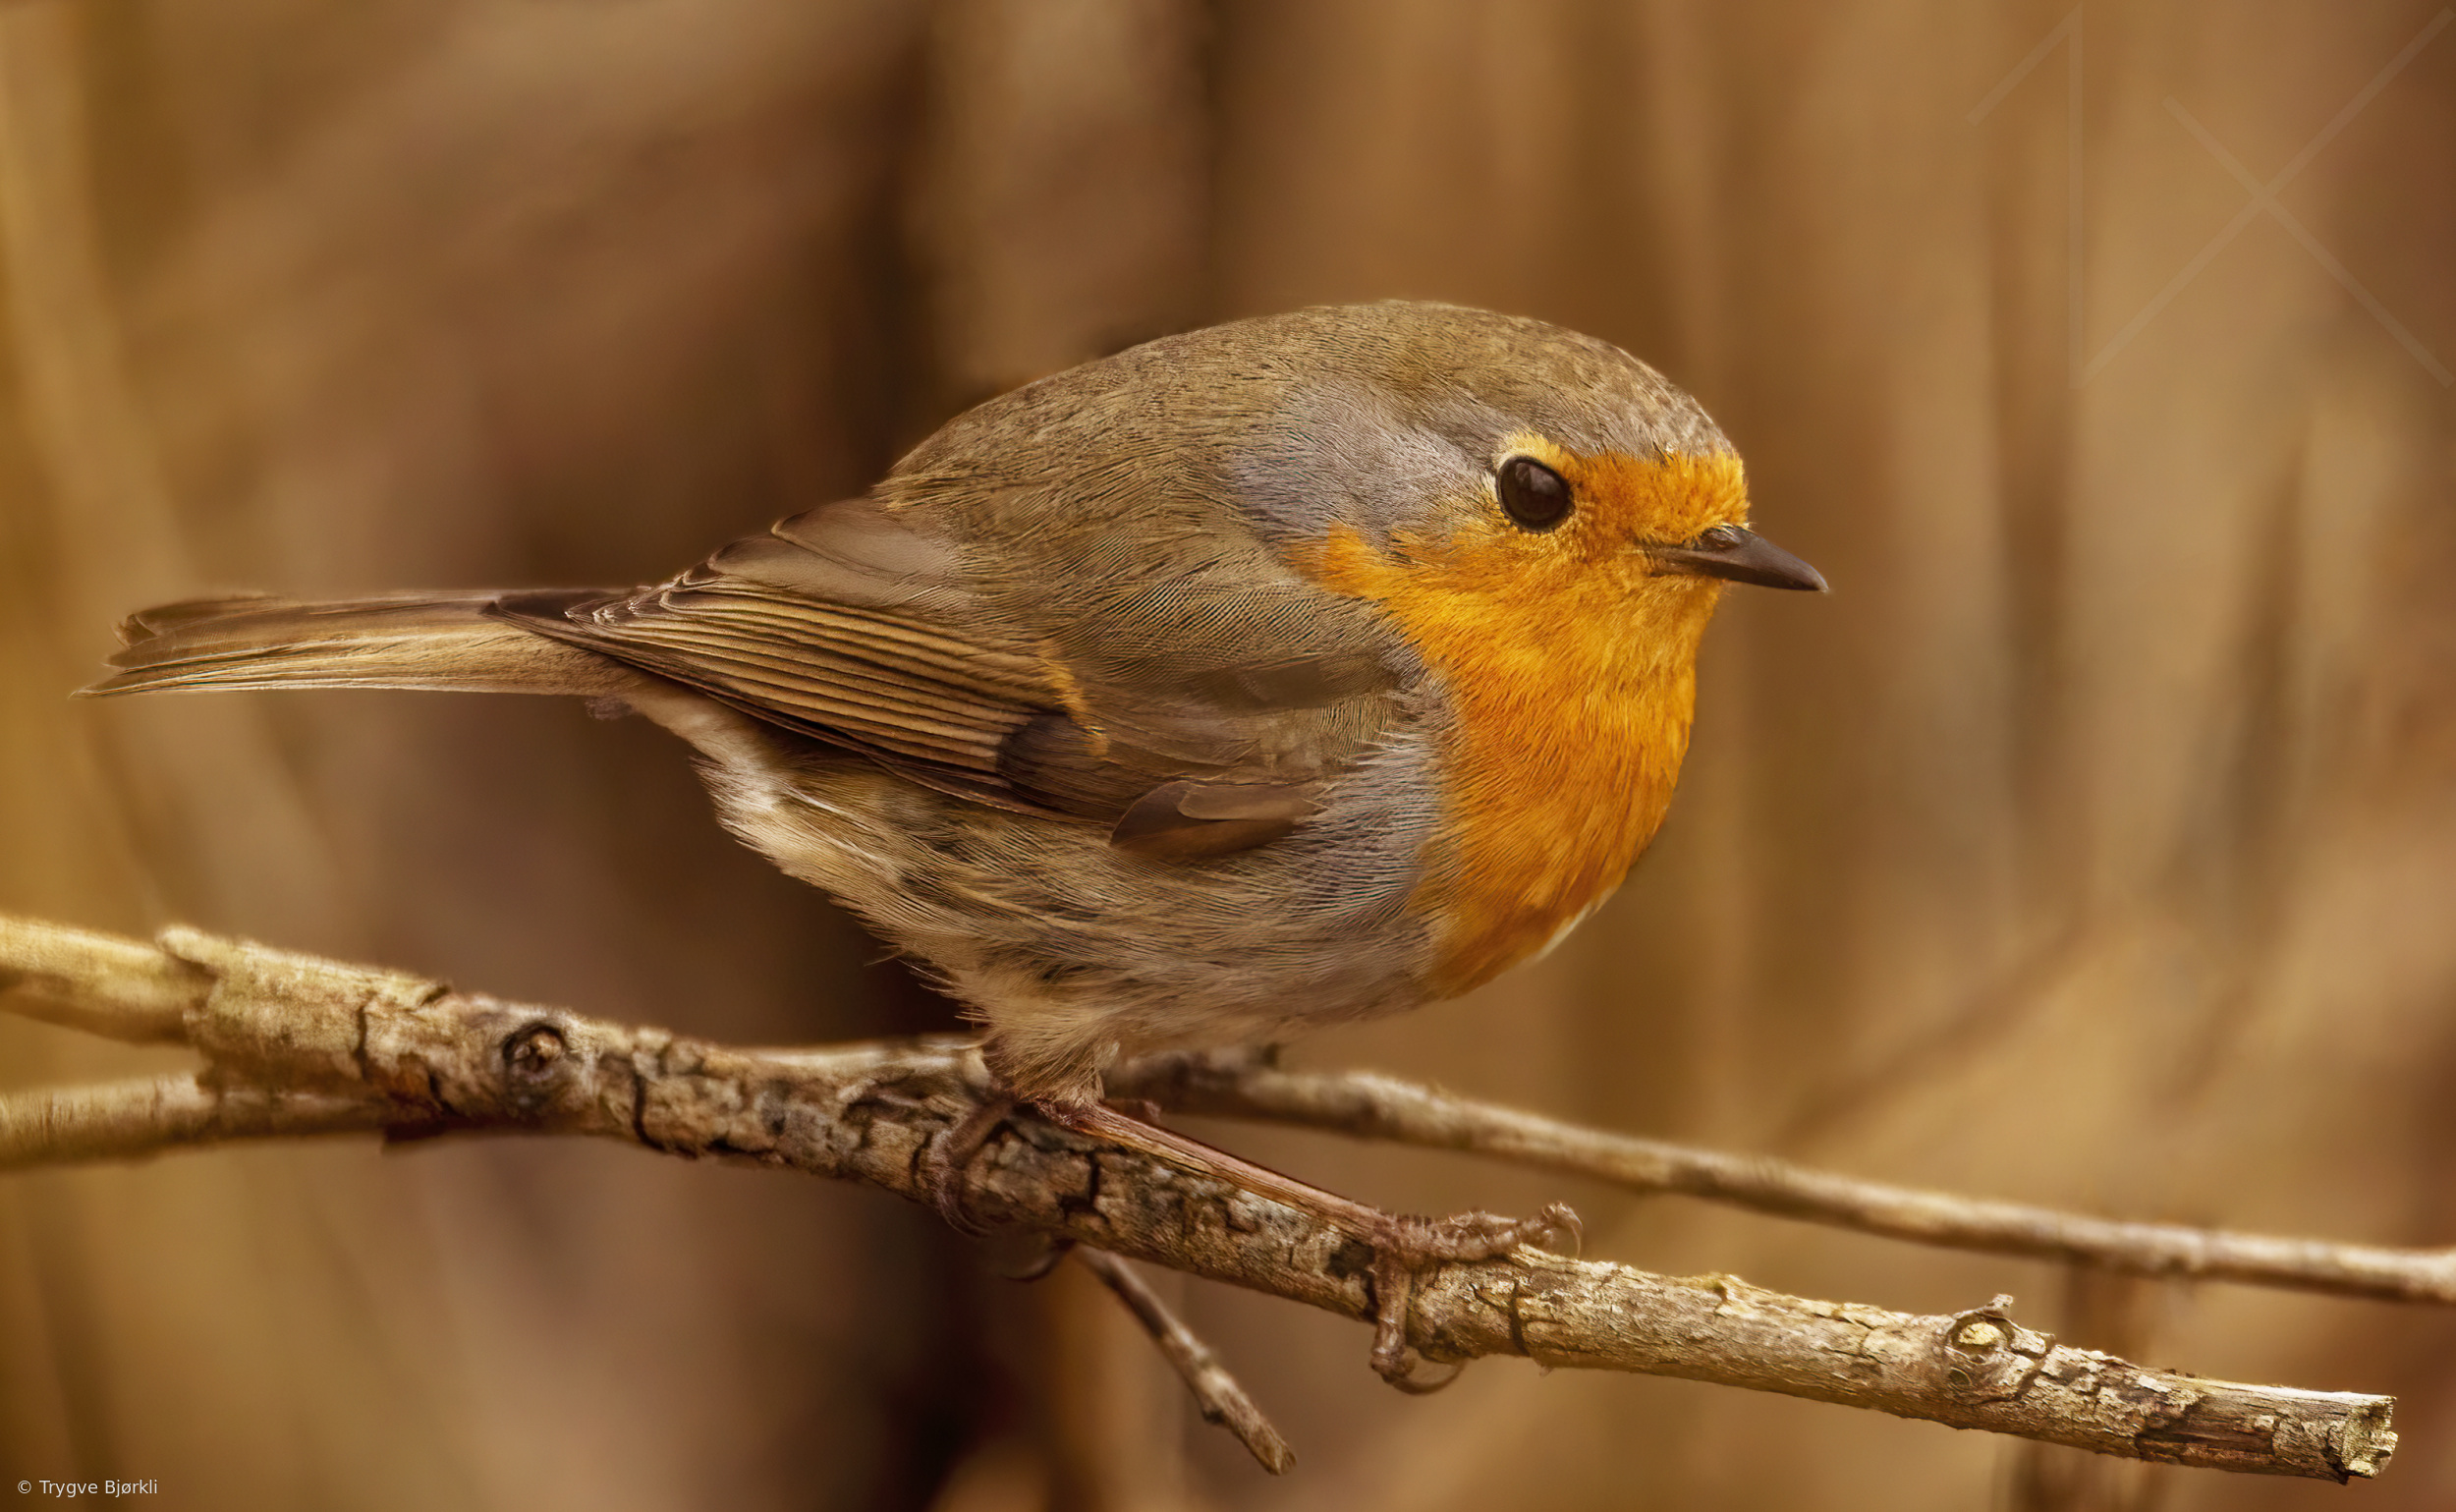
1075, 1248, 1295, 1474
0, 917, 201, 1041
0, 1073, 388, 1164
1116, 1051, 2456, 1307
0, 914, 2404, 1483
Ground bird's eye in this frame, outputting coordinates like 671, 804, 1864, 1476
1497, 457, 1573, 531
1697, 524, 1748, 550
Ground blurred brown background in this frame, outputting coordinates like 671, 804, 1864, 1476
2, 1, 2452, 1507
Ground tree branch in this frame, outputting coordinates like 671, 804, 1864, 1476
1075, 1248, 1296, 1474
1114, 1052, 2456, 1308
0, 914, 2403, 1483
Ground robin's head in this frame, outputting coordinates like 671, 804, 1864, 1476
1219, 303, 1821, 601
1210, 305, 1818, 661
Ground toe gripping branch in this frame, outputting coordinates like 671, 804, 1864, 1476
921, 1075, 1585, 1394
1368, 1204, 1584, 1392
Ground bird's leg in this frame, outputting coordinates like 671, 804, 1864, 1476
1037, 1098, 1579, 1390
924, 1088, 1022, 1236
924, 1073, 1576, 1380
922, 1090, 1080, 1278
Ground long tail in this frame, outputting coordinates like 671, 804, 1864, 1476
82, 590, 632, 699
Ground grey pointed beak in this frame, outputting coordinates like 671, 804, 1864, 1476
1651, 528, 1828, 592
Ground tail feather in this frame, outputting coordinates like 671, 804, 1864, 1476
84, 590, 632, 699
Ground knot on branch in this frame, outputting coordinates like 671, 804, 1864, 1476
1938, 1293, 2051, 1403
497, 1020, 575, 1115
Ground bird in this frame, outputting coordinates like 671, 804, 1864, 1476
84, 300, 1824, 1385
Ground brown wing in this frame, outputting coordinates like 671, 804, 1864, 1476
498, 499, 1358, 855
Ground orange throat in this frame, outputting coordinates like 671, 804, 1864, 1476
1425, 628, 1706, 994
1294, 451, 1740, 996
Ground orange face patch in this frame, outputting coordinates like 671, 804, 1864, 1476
1493, 434, 1749, 561
1293, 446, 1747, 995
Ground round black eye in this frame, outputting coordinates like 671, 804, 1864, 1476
1697, 524, 1748, 550
1497, 457, 1572, 531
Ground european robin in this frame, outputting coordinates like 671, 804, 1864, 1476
88, 301, 1824, 1383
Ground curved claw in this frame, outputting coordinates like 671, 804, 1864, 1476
1380, 1351, 1469, 1394
1540, 1202, 1585, 1260
1368, 1296, 1470, 1393
923, 1140, 988, 1237
924, 1092, 1020, 1238
985, 1230, 1077, 1281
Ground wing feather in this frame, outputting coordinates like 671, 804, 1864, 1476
498, 494, 1412, 853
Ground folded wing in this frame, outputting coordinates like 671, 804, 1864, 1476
500, 497, 1407, 858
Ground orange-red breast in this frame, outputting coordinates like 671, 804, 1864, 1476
87, 301, 1823, 1377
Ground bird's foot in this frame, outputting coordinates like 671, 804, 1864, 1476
923, 1090, 1020, 1238
1026, 1095, 1582, 1392
1366, 1204, 1583, 1391
923, 1089, 1079, 1279
954, 1092, 1580, 1384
